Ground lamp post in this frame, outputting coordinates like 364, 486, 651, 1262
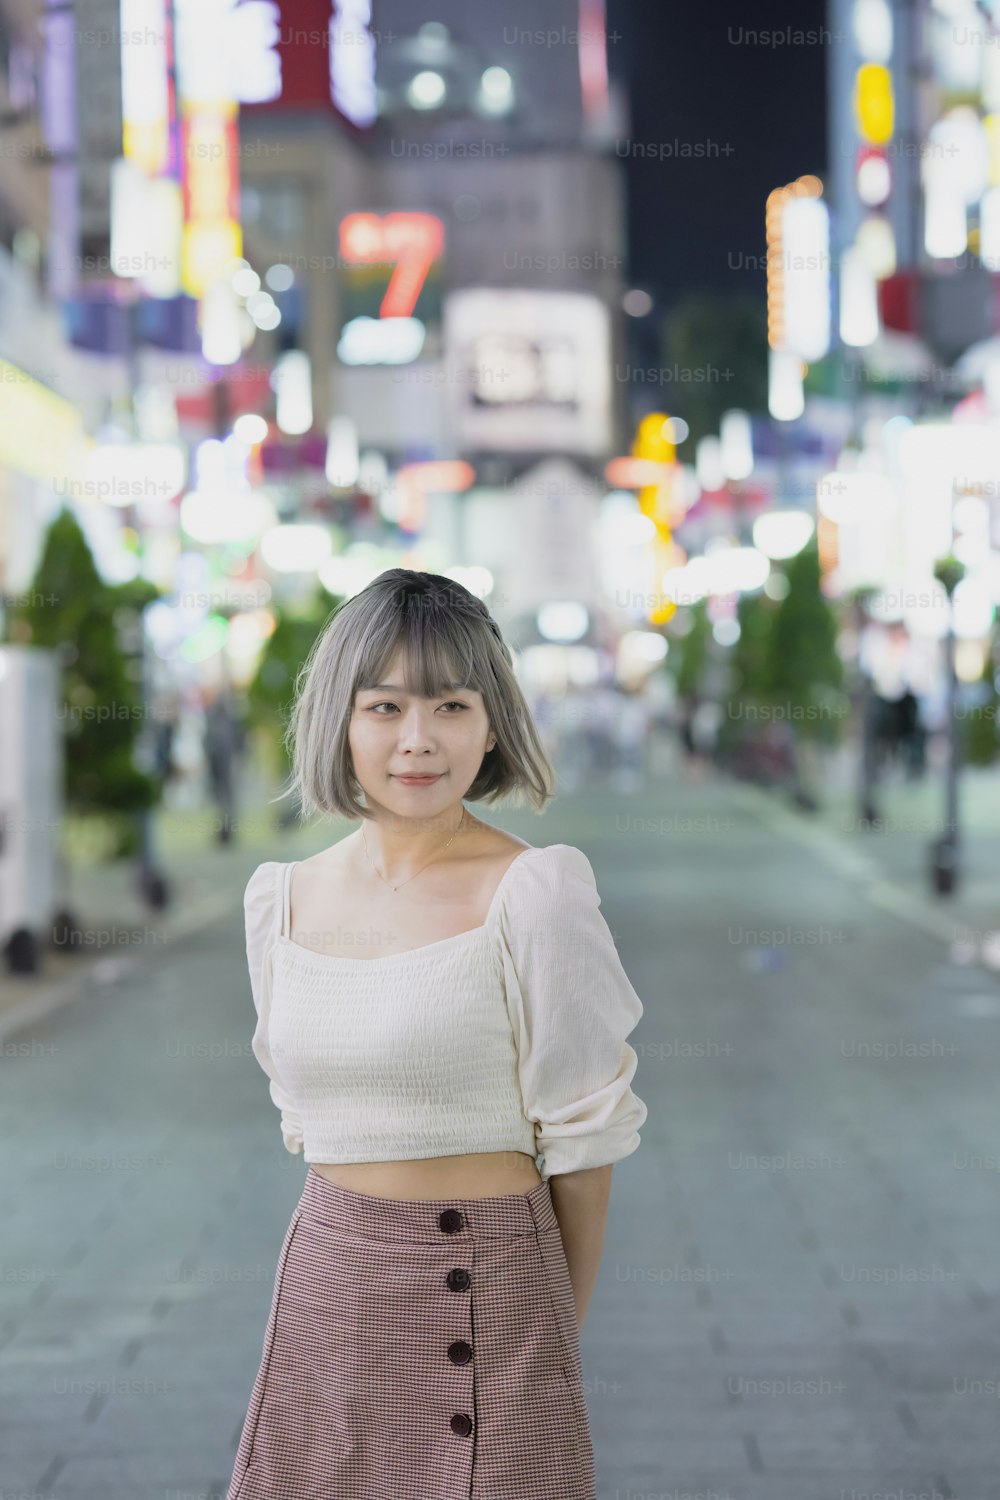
929, 535, 966, 896
851, 586, 881, 827
123, 298, 170, 912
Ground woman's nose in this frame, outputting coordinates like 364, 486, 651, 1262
396, 708, 437, 746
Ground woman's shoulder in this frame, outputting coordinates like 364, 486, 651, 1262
244, 860, 284, 923
495, 841, 597, 913
505, 840, 593, 875
492, 843, 622, 995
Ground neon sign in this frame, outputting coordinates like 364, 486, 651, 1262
330, 0, 377, 127
236, 0, 377, 127
174, 0, 242, 299
338, 212, 445, 319
120, 0, 172, 176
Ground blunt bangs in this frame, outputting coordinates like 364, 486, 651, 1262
355, 608, 480, 702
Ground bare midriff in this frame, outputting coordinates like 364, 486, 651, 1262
309, 1149, 543, 1200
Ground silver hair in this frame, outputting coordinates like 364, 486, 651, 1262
277, 570, 556, 823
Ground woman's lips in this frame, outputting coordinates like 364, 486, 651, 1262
393, 774, 443, 784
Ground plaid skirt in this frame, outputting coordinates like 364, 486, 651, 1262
225, 1165, 597, 1500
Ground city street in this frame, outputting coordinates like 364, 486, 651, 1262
3, 768, 1000, 1499
4, 1, 1000, 1497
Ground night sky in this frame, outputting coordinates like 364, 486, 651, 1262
608, 0, 829, 310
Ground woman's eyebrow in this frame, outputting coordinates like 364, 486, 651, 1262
362, 682, 471, 694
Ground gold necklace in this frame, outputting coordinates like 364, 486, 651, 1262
361, 807, 466, 892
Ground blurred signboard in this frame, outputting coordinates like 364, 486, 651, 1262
173, 362, 273, 426
174, 0, 243, 299
237, 0, 377, 128
505, 459, 602, 614
69, 0, 124, 281
443, 289, 612, 455
337, 212, 445, 364
0, 358, 87, 484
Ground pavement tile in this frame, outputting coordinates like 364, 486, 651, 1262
4, 765, 1000, 1494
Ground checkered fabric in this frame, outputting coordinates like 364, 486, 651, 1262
226, 1166, 597, 1500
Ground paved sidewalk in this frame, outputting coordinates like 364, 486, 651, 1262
4, 770, 1000, 1497
734, 744, 1000, 963
7, 736, 1000, 1039
0, 769, 341, 1038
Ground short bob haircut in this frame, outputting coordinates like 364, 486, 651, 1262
279, 569, 556, 823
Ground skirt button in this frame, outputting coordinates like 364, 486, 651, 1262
448, 1339, 473, 1365
446, 1268, 471, 1292
451, 1412, 473, 1437
439, 1209, 464, 1234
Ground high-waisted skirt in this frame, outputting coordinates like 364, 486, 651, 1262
225, 1165, 597, 1500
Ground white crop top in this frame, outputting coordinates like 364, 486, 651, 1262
243, 842, 647, 1180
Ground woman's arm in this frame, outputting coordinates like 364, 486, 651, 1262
493, 845, 646, 1329
550, 1163, 613, 1332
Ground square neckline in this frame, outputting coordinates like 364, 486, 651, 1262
277, 843, 548, 967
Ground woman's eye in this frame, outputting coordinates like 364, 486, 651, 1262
368, 701, 467, 713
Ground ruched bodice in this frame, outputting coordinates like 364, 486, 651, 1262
243, 844, 647, 1179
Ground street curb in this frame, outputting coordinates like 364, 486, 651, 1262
728, 779, 1000, 955
0, 889, 243, 1045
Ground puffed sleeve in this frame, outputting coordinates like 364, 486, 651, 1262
495, 844, 647, 1179
245, 862, 304, 1155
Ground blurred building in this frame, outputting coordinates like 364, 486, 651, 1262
828, 0, 1000, 378
1, 0, 650, 711
0, 0, 95, 594
236, 0, 629, 636
822, 0, 1000, 697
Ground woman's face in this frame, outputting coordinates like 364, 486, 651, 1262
348, 644, 496, 819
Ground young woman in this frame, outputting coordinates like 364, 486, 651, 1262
225, 569, 647, 1500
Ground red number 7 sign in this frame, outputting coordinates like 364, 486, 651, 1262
339, 212, 445, 319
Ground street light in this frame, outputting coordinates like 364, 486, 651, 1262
408, 71, 447, 109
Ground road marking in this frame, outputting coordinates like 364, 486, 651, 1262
955, 994, 1000, 1017
728, 782, 980, 947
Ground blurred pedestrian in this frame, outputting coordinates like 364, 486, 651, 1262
610, 684, 649, 794
677, 691, 699, 760
588, 680, 619, 781
530, 686, 560, 766
168, 698, 206, 809
204, 685, 246, 844
151, 690, 180, 782
558, 684, 590, 791
868, 622, 929, 781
